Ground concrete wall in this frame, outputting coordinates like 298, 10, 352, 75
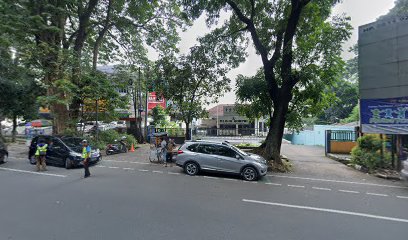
289, 125, 355, 146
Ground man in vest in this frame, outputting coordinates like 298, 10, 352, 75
35, 138, 48, 171
81, 140, 91, 178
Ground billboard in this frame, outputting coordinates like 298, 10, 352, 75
359, 15, 408, 134
147, 92, 166, 110
360, 97, 408, 134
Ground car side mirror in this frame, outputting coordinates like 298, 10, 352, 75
236, 154, 242, 160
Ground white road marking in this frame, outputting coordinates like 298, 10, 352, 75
96, 165, 106, 168
123, 168, 134, 170
0, 167, 66, 178
242, 199, 408, 224
312, 187, 331, 191
366, 192, 388, 197
223, 178, 239, 181
267, 174, 408, 189
152, 170, 163, 174
288, 184, 305, 188
138, 169, 149, 172
168, 172, 180, 175
265, 182, 282, 186
103, 160, 149, 165
203, 176, 218, 179
338, 190, 360, 194
108, 166, 119, 169
397, 196, 408, 199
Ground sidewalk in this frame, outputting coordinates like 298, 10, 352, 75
280, 143, 402, 184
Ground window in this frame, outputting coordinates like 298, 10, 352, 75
216, 146, 237, 158
197, 144, 217, 155
186, 144, 199, 152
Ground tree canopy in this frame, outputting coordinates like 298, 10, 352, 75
182, 0, 352, 162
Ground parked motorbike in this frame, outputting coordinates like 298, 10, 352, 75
106, 137, 128, 155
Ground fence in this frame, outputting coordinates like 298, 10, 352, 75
325, 130, 358, 154
193, 128, 268, 137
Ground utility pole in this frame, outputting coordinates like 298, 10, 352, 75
144, 67, 149, 141
95, 98, 99, 142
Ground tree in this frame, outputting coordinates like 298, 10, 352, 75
0, 46, 41, 142
183, 0, 352, 163
341, 105, 359, 124
383, 0, 408, 17
0, 0, 187, 134
156, 44, 233, 140
235, 70, 273, 123
151, 105, 167, 127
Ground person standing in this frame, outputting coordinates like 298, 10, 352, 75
81, 140, 91, 178
166, 138, 176, 167
35, 138, 48, 171
160, 137, 167, 165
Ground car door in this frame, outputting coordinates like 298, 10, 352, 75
215, 145, 243, 174
47, 139, 67, 166
196, 144, 220, 171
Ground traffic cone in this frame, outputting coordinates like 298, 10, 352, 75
130, 143, 135, 152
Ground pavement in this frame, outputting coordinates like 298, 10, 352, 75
1, 143, 408, 240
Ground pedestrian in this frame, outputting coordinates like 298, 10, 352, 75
160, 137, 167, 165
35, 138, 48, 171
166, 138, 176, 167
81, 140, 91, 178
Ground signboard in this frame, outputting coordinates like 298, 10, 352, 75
360, 97, 408, 134
147, 92, 166, 110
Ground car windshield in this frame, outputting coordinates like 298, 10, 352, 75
61, 137, 83, 148
230, 144, 248, 156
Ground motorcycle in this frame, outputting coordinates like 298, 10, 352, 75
106, 137, 128, 155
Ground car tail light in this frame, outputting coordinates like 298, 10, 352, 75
177, 150, 184, 154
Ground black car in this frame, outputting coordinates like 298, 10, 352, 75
0, 137, 8, 164
28, 136, 101, 169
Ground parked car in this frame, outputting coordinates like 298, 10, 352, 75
175, 141, 268, 181
28, 136, 101, 169
0, 138, 8, 164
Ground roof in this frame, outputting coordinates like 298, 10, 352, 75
207, 104, 235, 117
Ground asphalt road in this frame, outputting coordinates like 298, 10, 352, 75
1, 145, 408, 240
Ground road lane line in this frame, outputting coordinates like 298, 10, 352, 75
152, 170, 163, 174
242, 199, 408, 224
108, 166, 119, 169
168, 172, 180, 175
265, 183, 282, 186
366, 192, 388, 197
96, 165, 106, 168
397, 196, 408, 199
203, 176, 218, 179
312, 187, 331, 191
103, 160, 149, 165
138, 169, 149, 172
288, 184, 305, 188
123, 168, 134, 170
0, 167, 66, 178
267, 175, 408, 189
338, 190, 359, 194
223, 178, 239, 181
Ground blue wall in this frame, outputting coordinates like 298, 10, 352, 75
288, 125, 355, 146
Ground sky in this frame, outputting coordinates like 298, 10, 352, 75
148, 0, 396, 108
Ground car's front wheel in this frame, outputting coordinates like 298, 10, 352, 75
242, 166, 258, 181
184, 162, 199, 176
65, 158, 73, 169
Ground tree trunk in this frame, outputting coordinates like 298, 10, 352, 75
185, 122, 191, 141
11, 115, 17, 143
263, 99, 290, 165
